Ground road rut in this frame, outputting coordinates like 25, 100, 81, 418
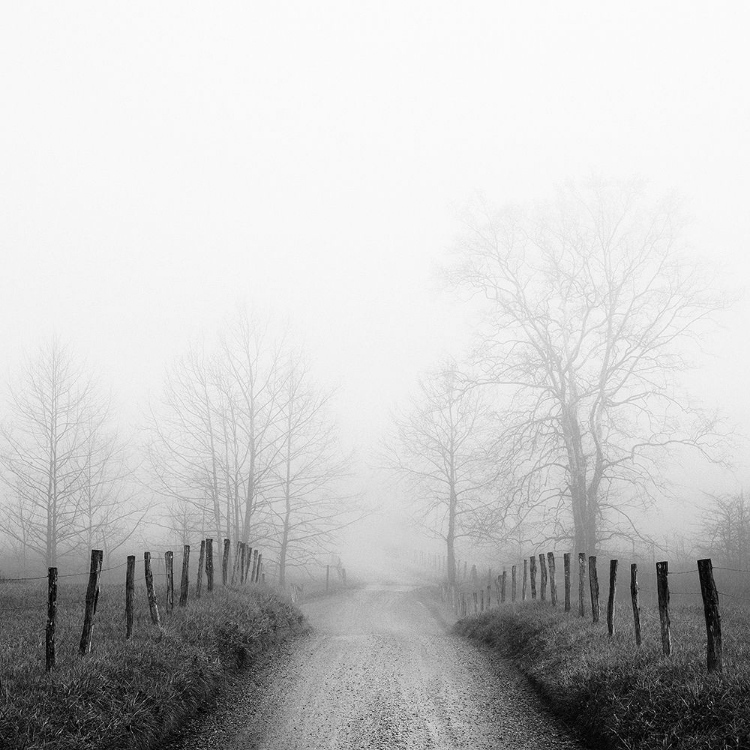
175, 583, 585, 749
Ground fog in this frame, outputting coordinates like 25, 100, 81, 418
1, 3, 749, 579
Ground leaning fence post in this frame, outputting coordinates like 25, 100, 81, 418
480, 589, 485, 612
205, 538, 214, 592
698, 558, 722, 673
656, 561, 672, 656
578, 553, 586, 617
251, 549, 258, 583
501, 570, 507, 603
522, 559, 528, 601
548, 552, 557, 606
165, 550, 174, 613
46, 567, 57, 671
196, 540, 205, 598
179, 545, 190, 607
630, 563, 641, 646
511, 565, 517, 603
607, 559, 618, 636
589, 555, 600, 623
539, 553, 548, 601
126, 555, 135, 638
239, 542, 247, 584
144, 551, 162, 628
222, 539, 231, 586
563, 553, 571, 612
79, 549, 104, 655
529, 556, 537, 599
255, 553, 263, 583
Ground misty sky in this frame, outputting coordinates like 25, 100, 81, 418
2, 2, 750, 529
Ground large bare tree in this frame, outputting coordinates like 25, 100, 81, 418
450, 180, 726, 553
0, 339, 137, 569
383, 361, 501, 584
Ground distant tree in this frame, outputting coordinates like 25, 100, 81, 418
383, 361, 502, 585
268, 355, 359, 586
0, 339, 138, 569
450, 180, 726, 553
700, 492, 750, 569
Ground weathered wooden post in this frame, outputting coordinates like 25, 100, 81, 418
473, 591, 478, 613
529, 555, 537, 599
501, 570, 507, 603
656, 561, 672, 656
251, 549, 259, 583
480, 589, 485, 611
205, 538, 214, 592
589, 555, 600, 623
698, 558, 722, 673
144, 551, 161, 628
630, 563, 641, 646
511, 565, 517, 603
126, 555, 135, 637
46, 567, 57, 671
607, 559, 618, 636
522, 559, 528, 601
539, 553, 548, 601
255, 552, 263, 583
232, 540, 241, 585
179, 545, 190, 607
222, 539, 231, 586
563, 553, 571, 612
165, 551, 174, 613
239, 543, 247, 584
548, 552, 557, 606
79, 549, 104, 655
578, 553, 586, 617
196, 540, 205, 598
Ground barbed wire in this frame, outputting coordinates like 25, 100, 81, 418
668, 569, 698, 575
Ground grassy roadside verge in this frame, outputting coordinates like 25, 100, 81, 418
0, 585, 305, 750
454, 602, 750, 749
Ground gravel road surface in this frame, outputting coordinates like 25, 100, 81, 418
173, 583, 585, 749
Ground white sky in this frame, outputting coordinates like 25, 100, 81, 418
2, 3, 750, 529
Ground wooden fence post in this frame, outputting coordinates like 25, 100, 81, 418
630, 563, 641, 646
607, 559, 618, 636
179, 545, 190, 607
223, 539, 231, 586
46, 567, 57, 671
698, 558, 722, 673
539, 553, 548, 601
205, 538, 214, 592
79, 549, 104, 655
473, 591, 478, 613
144, 551, 161, 628
231, 540, 241, 585
548, 552, 557, 606
196, 540, 205, 598
480, 589, 485, 612
245, 546, 253, 583
563, 553, 571, 612
511, 565, 517, 603
529, 556, 537, 599
578, 553, 586, 617
126, 555, 135, 638
501, 570, 507, 603
239, 542, 247, 584
165, 551, 174, 613
589, 555, 600, 623
251, 549, 258, 583
656, 561, 672, 656
522, 559, 528, 601
255, 553, 263, 583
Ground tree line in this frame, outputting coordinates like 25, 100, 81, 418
385, 179, 733, 583
0, 314, 360, 583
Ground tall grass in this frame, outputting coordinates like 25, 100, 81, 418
0, 578, 305, 749
455, 600, 750, 749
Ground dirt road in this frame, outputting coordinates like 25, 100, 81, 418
176, 583, 585, 749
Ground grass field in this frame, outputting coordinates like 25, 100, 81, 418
0, 575, 305, 749
455, 598, 750, 749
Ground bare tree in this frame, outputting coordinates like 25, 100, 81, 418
450, 180, 726, 553
268, 354, 358, 586
700, 492, 750, 569
383, 360, 501, 584
0, 339, 137, 568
